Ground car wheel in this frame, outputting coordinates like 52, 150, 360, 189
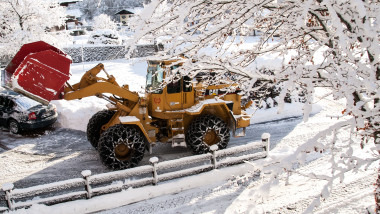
9, 119, 20, 134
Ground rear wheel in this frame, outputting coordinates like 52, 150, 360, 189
98, 124, 146, 170
185, 115, 230, 154
87, 110, 115, 149
9, 119, 20, 134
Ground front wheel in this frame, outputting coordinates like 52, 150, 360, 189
98, 124, 146, 170
185, 115, 230, 154
87, 110, 115, 149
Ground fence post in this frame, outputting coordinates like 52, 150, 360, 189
2, 183, 14, 211
261, 133, 271, 154
150, 157, 159, 185
81, 170, 92, 199
210, 145, 219, 169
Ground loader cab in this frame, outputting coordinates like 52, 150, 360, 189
146, 60, 195, 118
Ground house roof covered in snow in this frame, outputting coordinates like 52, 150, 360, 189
116, 10, 134, 15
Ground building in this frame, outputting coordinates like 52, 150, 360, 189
50, 0, 84, 35
56, 0, 82, 7
116, 10, 134, 26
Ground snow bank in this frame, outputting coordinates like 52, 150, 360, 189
13, 163, 255, 214
51, 98, 107, 132
248, 102, 322, 124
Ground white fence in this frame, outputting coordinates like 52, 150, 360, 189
0, 134, 270, 212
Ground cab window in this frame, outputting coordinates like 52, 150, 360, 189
167, 78, 181, 94
146, 63, 164, 94
183, 76, 192, 92
167, 65, 181, 94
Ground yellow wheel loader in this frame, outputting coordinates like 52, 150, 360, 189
3, 41, 252, 170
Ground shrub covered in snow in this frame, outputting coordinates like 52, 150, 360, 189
92, 14, 117, 31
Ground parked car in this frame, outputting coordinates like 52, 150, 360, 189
0, 90, 58, 134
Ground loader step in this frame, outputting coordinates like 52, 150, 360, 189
171, 134, 186, 147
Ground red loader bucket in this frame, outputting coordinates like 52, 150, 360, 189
4, 41, 71, 104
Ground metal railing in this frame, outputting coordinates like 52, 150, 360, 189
1, 133, 270, 212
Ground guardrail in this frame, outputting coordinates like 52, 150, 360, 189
0, 133, 270, 212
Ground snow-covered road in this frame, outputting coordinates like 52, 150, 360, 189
0, 109, 300, 188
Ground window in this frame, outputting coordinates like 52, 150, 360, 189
167, 67, 181, 94
167, 78, 181, 94
3, 98, 14, 109
183, 76, 192, 92
167, 76, 192, 94
146, 63, 164, 94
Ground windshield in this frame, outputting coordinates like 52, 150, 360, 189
146, 63, 164, 93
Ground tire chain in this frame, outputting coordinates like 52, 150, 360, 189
185, 115, 230, 154
87, 110, 115, 149
98, 124, 145, 170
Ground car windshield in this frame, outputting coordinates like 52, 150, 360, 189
14, 96, 41, 110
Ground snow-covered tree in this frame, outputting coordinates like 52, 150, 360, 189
130, 0, 380, 211
0, 0, 70, 56
76, 0, 145, 20
88, 14, 121, 45
92, 14, 117, 31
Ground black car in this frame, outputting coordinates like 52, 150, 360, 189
0, 90, 58, 134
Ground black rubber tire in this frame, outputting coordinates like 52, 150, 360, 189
98, 124, 146, 170
185, 115, 230, 154
87, 110, 115, 149
9, 119, 20, 134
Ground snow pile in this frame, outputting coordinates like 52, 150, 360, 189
51, 98, 107, 132
248, 102, 322, 124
